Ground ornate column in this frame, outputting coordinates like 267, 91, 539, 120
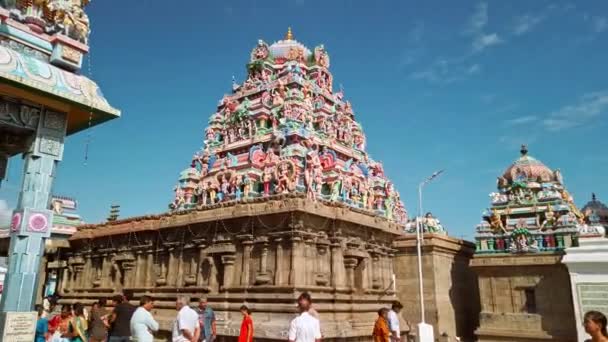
58, 262, 70, 295
208, 256, 219, 293
167, 248, 178, 286
241, 238, 254, 286
1, 108, 68, 312
289, 235, 306, 286
82, 255, 92, 288
344, 257, 358, 291
305, 237, 315, 286
134, 251, 145, 287
145, 251, 154, 287
101, 256, 111, 288
255, 237, 271, 285
176, 248, 185, 288
196, 246, 207, 287
221, 254, 236, 290
274, 238, 284, 286
360, 255, 370, 290
371, 253, 381, 289
330, 237, 346, 289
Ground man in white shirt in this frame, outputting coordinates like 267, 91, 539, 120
172, 296, 200, 342
130, 295, 159, 342
387, 301, 403, 342
288, 292, 322, 342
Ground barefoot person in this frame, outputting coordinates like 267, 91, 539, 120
372, 308, 390, 342
238, 305, 254, 342
584, 311, 608, 342
288, 292, 322, 342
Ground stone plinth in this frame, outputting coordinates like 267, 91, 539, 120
470, 253, 576, 342
393, 234, 478, 341
562, 232, 608, 342
55, 195, 401, 340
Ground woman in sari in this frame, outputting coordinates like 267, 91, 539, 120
50, 304, 72, 342
67, 303, 88, 342
372, 308, 390, 342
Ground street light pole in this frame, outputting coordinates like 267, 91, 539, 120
415, 170, 444, 342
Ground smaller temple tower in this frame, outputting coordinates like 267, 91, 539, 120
582, 193, 608, 232
471, 146, 578, 342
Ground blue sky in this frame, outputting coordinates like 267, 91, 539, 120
1, 0, 607, 240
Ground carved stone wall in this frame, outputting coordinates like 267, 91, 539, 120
56, 197, 402, 340
470, 253, 576, 342
394, 234, 479, 341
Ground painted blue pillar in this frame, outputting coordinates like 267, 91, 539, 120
0, 109, 66, 313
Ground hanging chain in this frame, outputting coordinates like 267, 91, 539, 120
84, 49, 95, 165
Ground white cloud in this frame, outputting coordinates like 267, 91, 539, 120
467, 64, 481, 74
512, 14, 546, 35
593, 16, 608, 33
410, 59, 482, 84
542, 91, 608, 131
504, 115, 538, 125
472, 33, 502, 52
466, 2, 488, 34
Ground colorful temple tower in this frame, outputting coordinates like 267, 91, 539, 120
471, 146, 579, 341
56, 30, 409, 340
582, 193, 608, 232
475, 145, 582, 254
169, 28, 407, 223
0, 0, 119, 321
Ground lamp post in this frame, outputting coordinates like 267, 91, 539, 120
415, 170, 444, 342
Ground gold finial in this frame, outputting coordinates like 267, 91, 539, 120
285, 27, 294, 40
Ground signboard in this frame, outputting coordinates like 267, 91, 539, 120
577, 283, 608, 317
2, 311, 37, 342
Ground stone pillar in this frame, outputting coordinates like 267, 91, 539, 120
0, 108, 67, 312
134, 252, 145, 287
360, 256, 370, 290
241, 240, 253, 286
274, 239, 284, 285
305, 238, 315, 285
145, 251, 154, 287
196, 247, 207, 287
289, 235, 305, 285
208, 257, 219, 292
59, 264, 69, 295
330, 237, 346, 289
344, 257, 357, 291
176, 249, 185, 288
167, 249, 178, 286
82, 255, 92, 288
371, 254, 380, 289
222, 254, 236, 290
101, 256, 111, 288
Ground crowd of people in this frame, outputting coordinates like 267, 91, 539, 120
33, 292, 608, 342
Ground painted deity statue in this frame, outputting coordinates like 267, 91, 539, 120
489, 209, 506, 234
423, 212, 441, 233
172, 185, 186, 210
263, 166, 274, 196
540, 205, 557, 230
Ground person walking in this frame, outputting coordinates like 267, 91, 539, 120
67, 303, 88, 342
584, 311, 608, 342
288, 292, 322, 342
387, 301, 403, 342
173, 296, 199, 342
130, 295, 159, 342
196, 296, 216, 342
50, 304, 72, 342
372, 308, 390, 342
35, 304, 50, 342
89, 299, 109, 342
238, 305, 254, 342
108, 294, 136, 342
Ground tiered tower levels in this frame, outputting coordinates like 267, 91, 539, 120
475, 145, 583, 253
169, 29, 407, 225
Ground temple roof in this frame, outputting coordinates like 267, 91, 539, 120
0, 45, 120, 135
582, 193, 608, 224
500, 145, 558, 185
268, 29, 312, 61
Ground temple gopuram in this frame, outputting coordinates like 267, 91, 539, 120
471, 146, 579, 341
56, 29, 409, 340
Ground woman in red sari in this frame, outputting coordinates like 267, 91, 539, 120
238, 305, 254, 342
